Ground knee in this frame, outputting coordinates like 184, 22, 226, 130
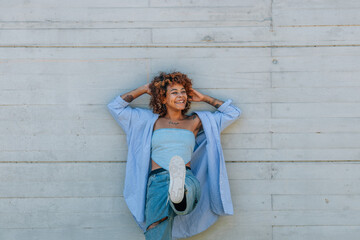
146, 216, 168, 231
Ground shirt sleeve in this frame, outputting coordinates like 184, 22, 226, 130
212, 99, 242, 132
107, 95, 153, 135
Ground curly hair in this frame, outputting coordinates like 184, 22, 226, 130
149, 71, 193, 117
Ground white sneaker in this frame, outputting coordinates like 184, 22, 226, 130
169, 155, 186, 204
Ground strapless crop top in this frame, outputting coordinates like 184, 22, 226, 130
151, 128, 195, 171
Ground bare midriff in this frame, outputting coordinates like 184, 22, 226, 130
151, 159, 191, 171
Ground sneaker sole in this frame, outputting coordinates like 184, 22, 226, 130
169, 155, 186, 204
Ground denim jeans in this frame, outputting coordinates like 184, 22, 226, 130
144, 168, 201, 240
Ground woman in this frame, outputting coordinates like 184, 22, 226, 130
107, 72, 241, 239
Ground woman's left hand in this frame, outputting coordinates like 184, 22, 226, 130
189, 88, 206, 102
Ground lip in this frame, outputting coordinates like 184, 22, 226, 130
175, 99, 186, 104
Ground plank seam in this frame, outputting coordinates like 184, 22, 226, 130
2, 44, 360, 48
1, 160, 360, 163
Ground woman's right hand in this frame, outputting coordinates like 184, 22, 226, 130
143, 83, 152, 96
121, 83, 151, 103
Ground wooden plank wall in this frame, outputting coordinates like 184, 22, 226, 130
1, 0, 360, 239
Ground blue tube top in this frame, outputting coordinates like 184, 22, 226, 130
151, 128, 195, 171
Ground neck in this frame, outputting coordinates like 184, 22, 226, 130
164, 108, 184, 121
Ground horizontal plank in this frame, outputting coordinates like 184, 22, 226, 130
187, 223, 271, 240
3, 209, 360, 228
153, 27, 272, 43
0, 47, 271, 59
273, 8, 360, 26
230, 179, 360, 195
0, 195, 271, 214
272, 46, 360, 57
0, 197, 127, 214
0, 227, 144, 240
150, 57, 272, 75
272, 103, 360, 118
270, 87, 360, 103
0, 149, 128, 162
2, 147, 360, 162
0, 162, 270, 183
273, 195, 360, 210
2, 161, 360, 183
0, 59, 149, 76
269, 118, 360, 133
2, 87, 356, 105
272, 133, 360, 149
0, 7, 269, 23
0, 104, 127, 122
0, 29, 151, 45
0, 72, 270, 90
0, 218, 272, 240
270, 210, 360, 225
272, 55, 360, 72
0, 102, 263, 123
150, 0, 270, 7
0, 112, 246, 136
221, 133, 271, 148
0, 211, 136, 229
2, 0, 148, 8
0, 163, 125, 183
272, 71, 360, 88
273, 0, 360, 9
0, 133, 252, 151
0, 21, 269, 29
0, 181, 123, 198
4, 148, 360, 162
4, 26, 357, 45
272, 26, 360, 45
271, 162, 360, 180
0, 88, 267, 105
2, 45, 359, 60
272, 162, 360, 180
273, 226, 360, 240
2, 178, 360, 198
0, 135, 128, 151
224, 148, 360, 161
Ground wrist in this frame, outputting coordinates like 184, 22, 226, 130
202, 94, 210, 102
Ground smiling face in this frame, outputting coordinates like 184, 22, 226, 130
162, 83, 188, 111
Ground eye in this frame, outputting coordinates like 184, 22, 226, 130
171, 92, 177, 95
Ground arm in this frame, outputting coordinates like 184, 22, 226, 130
202, 95, 224, 109
121, 83, 151, 103
189, 88, 224, 108
190, 88, 241, 132
107, 83, 152, 134
190, 88, 225, 133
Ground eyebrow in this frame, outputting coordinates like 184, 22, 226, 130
170, 88, 185, 91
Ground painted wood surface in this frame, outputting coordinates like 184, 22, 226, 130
1, 0, 359, 239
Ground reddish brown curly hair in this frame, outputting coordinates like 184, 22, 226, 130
149, 71, 193, 117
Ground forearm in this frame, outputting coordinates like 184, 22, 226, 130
121, 85, 147, 103
203, 95, 224, 108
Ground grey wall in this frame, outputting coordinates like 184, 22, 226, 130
1, 0, 360, 239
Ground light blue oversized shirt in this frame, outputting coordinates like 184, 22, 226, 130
107, 95, 242, 239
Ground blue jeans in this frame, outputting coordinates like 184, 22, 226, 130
144, 168, 201, 240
